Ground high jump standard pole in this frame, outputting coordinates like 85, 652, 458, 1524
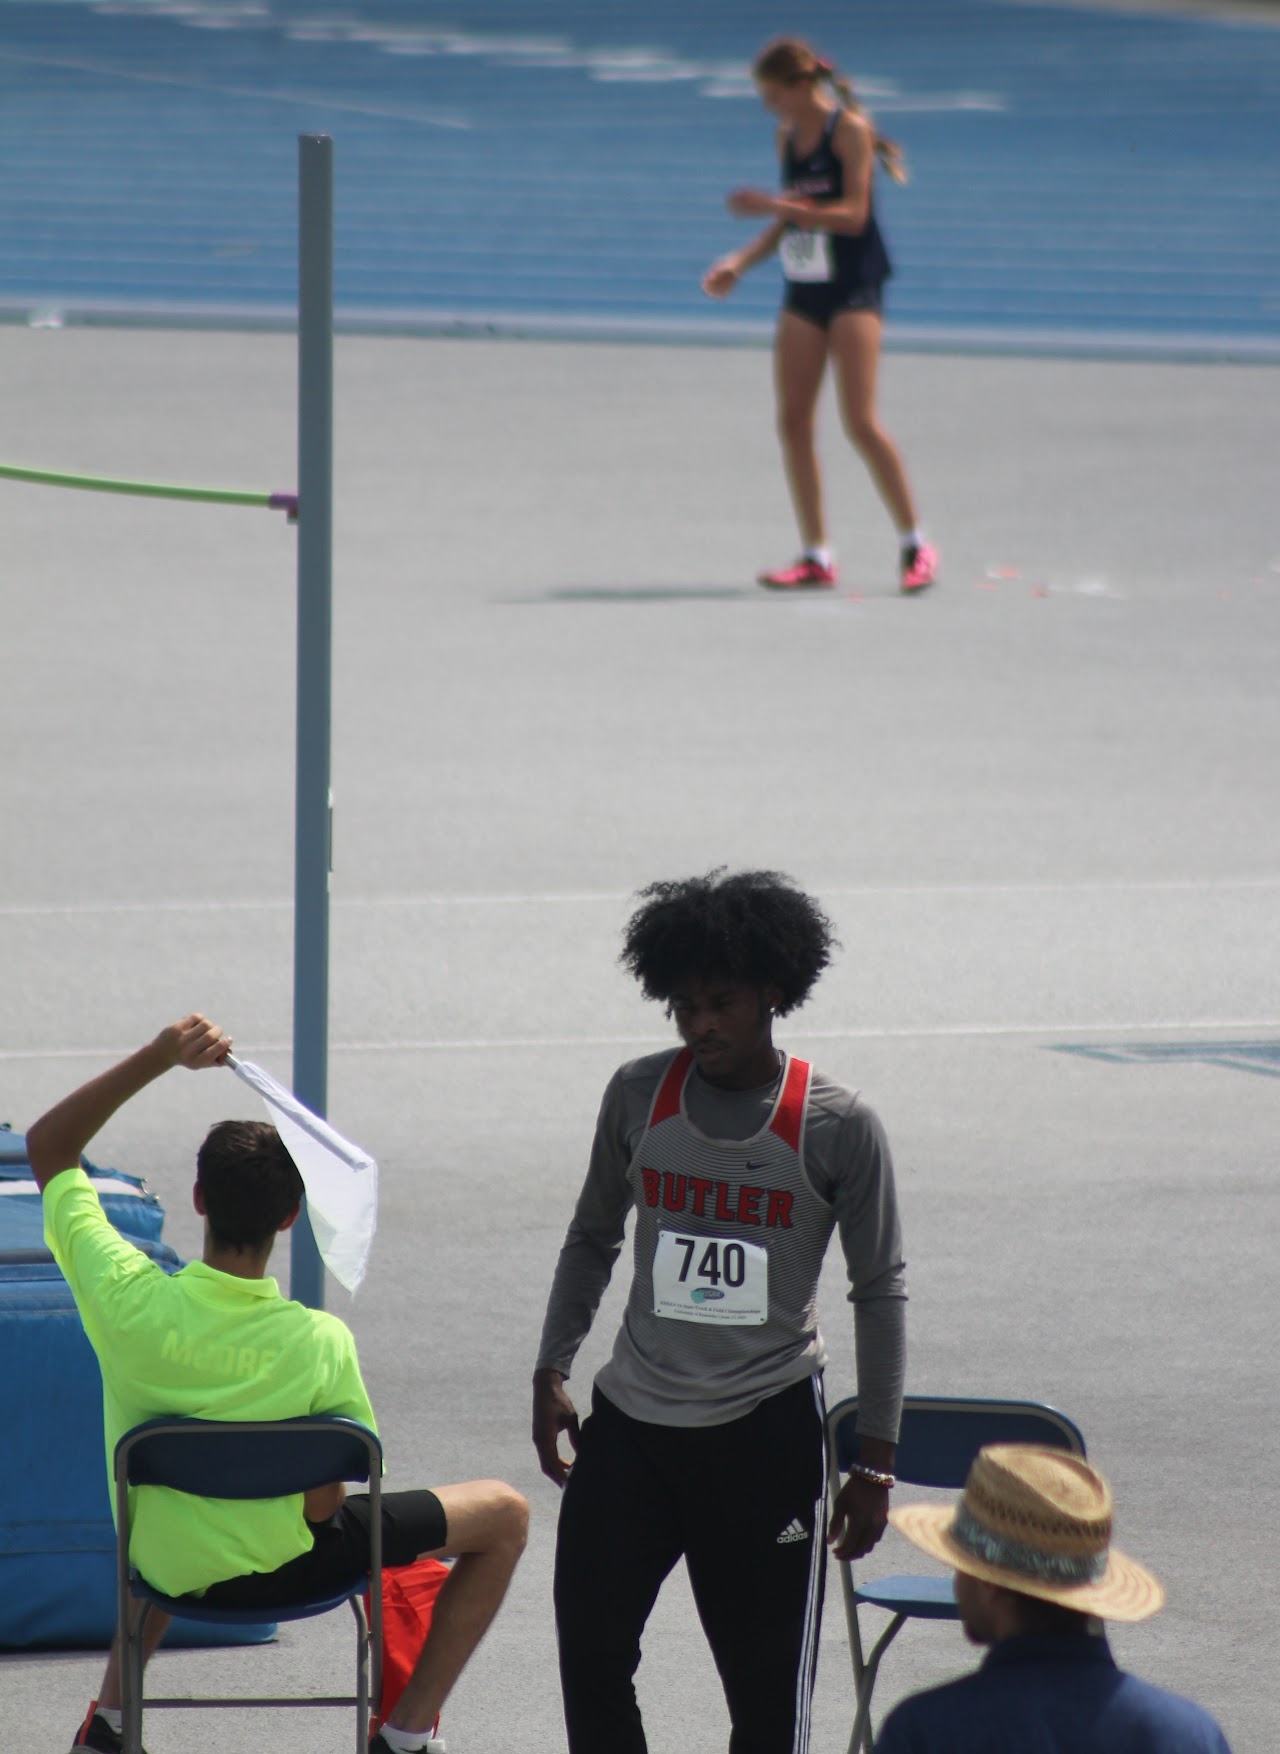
291, 133, 333, 1309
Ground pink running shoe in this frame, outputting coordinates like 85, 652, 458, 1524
758, 556, 837, 590
900, 542, 938, 593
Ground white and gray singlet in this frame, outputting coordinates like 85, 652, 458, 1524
536, 1046, 907, 1439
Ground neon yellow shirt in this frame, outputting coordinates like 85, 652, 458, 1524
43, 1168, 377, 1598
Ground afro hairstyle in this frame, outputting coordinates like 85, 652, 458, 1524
619, 869, 838, 1017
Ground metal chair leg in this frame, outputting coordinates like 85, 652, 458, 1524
351, 1593, 370, 1751
122, 1599, 151, 1754
832, 1486, 871, 1751
848, 1613, 905, 1754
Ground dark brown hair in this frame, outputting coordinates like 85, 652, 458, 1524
752, 37, 907, 185
196, 1120, 303, 1252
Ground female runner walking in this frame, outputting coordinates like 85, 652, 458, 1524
703, 37, 936, 594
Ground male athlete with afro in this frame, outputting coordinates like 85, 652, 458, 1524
532, 870, 906, 1754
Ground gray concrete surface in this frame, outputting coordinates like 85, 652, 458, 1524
1, 328, 1277, 1752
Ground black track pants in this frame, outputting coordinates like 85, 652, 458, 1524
554, 1377, 828, 1754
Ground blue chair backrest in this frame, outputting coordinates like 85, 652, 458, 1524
831, 1396, 1085, 1489
117, 1416, 381, 1499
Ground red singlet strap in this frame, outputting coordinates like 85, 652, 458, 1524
649, 1047, 693, 1128
769, 1057, 811, 1152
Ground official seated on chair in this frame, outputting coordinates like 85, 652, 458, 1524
28, 1012, 528, 1754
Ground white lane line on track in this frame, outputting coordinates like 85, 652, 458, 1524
3, 877, 1279, 918
3, 1019, 1278, 1063
0, 50, 470, 129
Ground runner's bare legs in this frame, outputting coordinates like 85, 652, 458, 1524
774, 309, 832, 550
829, 307, 918, 533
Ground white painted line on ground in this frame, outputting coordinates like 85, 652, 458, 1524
0, 48, 470, 128
0, 899, 292, 918
2, 876, 1279, 918
3, 1018, 1278, 1063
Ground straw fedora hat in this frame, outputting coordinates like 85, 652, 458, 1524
889, 1444, 1165, 1622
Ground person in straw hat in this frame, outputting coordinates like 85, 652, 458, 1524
872, 1443, 1232, 1753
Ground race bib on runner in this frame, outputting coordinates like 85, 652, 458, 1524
780, 229, 834, 284
652, 1229, 768, 1325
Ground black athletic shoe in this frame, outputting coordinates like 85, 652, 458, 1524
70, 1707, 148, 1754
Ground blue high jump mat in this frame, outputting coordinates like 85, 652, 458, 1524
0, 1125, 274, 1649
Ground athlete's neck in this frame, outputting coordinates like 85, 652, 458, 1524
695, 1044, 783, 1093
791, 96, 837, 142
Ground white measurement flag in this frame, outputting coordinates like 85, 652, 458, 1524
227, 1055, 378, 1294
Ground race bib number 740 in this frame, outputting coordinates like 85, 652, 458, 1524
652, 1230, 768, 1325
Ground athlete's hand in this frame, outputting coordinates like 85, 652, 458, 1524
701, 258, 740, 299
827, 1474, 890, 1561
726, 187, 776, 218
154, 1014, 233, 1072
532, 1369, 580, 1488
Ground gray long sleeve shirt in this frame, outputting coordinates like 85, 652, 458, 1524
536, 1049, 907, 1441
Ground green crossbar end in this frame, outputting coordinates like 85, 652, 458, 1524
0, 461, 297, 518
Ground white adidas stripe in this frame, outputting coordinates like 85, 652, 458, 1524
793, 1374, 829, 1754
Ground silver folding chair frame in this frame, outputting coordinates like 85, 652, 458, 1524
826, 1394, 1086, 1754
115, 1416, 383, 1754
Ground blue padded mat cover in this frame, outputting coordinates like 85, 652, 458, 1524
0, 1134, 274, 1649
0, 1124, 164, 1245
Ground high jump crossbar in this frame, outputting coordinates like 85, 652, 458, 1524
0, 462, 297, 517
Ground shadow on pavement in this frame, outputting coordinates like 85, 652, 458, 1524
520, 584, 756, 603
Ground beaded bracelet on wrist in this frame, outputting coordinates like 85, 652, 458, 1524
849, 1462, 896, 1489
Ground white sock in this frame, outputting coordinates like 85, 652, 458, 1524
96, 1707, 123, 1733
805, 545, 833, 568
381, 1725, 432, 1753
900, 527, 925, 552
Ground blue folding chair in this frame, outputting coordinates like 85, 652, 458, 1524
827, 1394, 1086, 1754
115, 1415, 383, 1754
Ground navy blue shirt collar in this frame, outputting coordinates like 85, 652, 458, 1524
982, 1632, 1117, 1673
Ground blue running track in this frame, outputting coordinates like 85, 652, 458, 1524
1, 0, 1278, 356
